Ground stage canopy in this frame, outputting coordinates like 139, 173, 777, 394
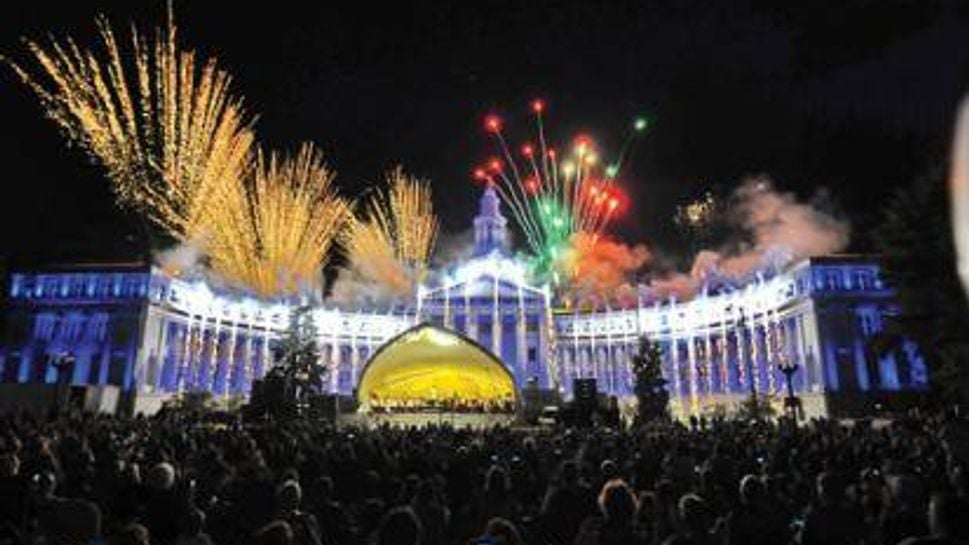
356, 324, 516, 409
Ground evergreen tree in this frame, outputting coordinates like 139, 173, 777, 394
631, 335, 670, 424
872, 166, 969, 402
276, 304, 327, 396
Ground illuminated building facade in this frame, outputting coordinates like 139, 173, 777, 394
0, 189, 928, 417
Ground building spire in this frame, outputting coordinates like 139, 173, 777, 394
473, 186, 508, 256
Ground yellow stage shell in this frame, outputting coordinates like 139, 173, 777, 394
356, 324, 517, 409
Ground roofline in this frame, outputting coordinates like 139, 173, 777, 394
5, 261, 151, 274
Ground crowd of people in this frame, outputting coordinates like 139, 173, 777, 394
0, 406, 967, 545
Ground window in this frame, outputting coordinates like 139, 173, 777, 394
823, 271, 843, 290
34, 314, 58, 341
852, 270, 876, 290
526, 318, 540, 333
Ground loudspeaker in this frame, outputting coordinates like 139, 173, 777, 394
574, 378, 598, 405
246, 373, 297, 420
308, 394, 338, 420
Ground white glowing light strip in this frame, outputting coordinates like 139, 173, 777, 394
564, 273, 799, 340
450, 255, 530, 288
157, 273, 413, 338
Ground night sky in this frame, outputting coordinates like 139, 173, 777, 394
2, 1, 968, 271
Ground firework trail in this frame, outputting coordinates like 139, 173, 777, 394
3, 5, 256, 243
474, 100, 647, 280
210, 143, 350, 298
340, 167, 439, 298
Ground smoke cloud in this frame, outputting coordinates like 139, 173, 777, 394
155, 239, 206, 279
558, 233, 652, 309
327, 265, 414, 308
431, 229, 476, 268
648, 176, 850, 300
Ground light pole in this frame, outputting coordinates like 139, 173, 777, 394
51, 352, 76, 416
777, 356, 801, 424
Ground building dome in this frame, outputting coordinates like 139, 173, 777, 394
355, 324, 516, 409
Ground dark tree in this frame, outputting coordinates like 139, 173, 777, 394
276, 304, 327, 397
631, 335, 669, 424
872, 166, 969, 402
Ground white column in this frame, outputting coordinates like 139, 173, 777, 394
589, 321, 598, 379
801, 306, 824, 392
443, 285, 452, 329
179, 318, 194, 392
242, 325, 255, 394
516, 286, 527, 378
704, 328, 714, 397
350, 324, 359, 386
687, 334, 698, 414
465, 285, 477, 340
261, 329, 271, 379
735, 316, 747, 391
718, 318, 729, 394
491, 276, 501, 356
765, 310, 778, 394
670, 335, 682, 412
328, 338, 339, 393
224, 323, 238, 397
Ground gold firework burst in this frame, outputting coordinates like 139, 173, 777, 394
4, 5, 255, 241
7, 8, 353, 299
210, 143, 350, 298
342, 167, 438, 295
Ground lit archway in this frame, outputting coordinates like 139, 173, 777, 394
356, 324, 516, 411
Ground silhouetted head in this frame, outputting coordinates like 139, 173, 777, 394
678, 494, 711, 535
599, 478, 638, 525
559, 460, 579, 486
485, 465, 509, 497
375, 506, 422, 545
484, 517, 524, 545
146, 462, 175, 491
253, 521, 292, 545
817, 472, 846, 505
739, 475, 765, 506
277, 480, 301, 513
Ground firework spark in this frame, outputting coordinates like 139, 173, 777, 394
341, 167, 439, 297
674, 191, 719, 249
3, 5, 255, 244
474, 100, 646, 280
210, 143, 350, 298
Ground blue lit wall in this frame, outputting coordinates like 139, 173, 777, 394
0, 256, 929, 418
0, 269, 151, 392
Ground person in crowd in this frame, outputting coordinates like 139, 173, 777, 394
799, 471, 867, 545
880, 474, 929, 545
470, 517, 524, 545
574, 478, 648, 545
275, 480, 325, 545
899, 493, 969, 545
373, 506, 422, 545
724, 475, 789, 545
662, 494, 718, 545
537, 460, 596, 544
